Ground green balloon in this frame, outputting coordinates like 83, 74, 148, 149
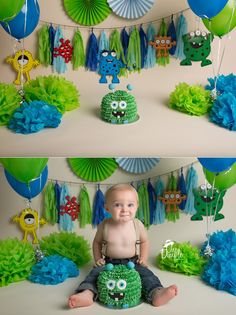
202, 0, 236, 36
0, 0, 25, 22
204, 163, 236, 191
0, 158, 48, 184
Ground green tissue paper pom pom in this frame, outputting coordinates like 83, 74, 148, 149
157, 242, 206, 276
24, 75, 80, 114
0, 83, 21, 125
0, 238, 35, 287
39, 232, 91, 267
169, 83, 212, 116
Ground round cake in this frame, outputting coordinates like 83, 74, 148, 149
97, 263, 142, 309
100, 90, 138, 124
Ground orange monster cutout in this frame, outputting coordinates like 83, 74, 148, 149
149, 36, 176, 58
158, 190, 186, 213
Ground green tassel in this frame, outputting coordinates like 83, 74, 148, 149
44, 182, 58, 225
38, 25, 51, 66
72, 30, 85, 70
109, 29, 127, 76
126, 27, 141, 72
157, 19, 169, 67
79, 186, 92, 228
137, 182, 150, 228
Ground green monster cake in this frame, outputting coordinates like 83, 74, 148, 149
100, 84, 138, 124
97, 262, 142, 309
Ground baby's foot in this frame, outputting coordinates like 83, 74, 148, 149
152, 285, 178, 307
68, 290, 94, 308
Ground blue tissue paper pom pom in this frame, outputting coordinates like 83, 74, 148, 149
28, 254, 79, 285
206, 74, 236, 96
8, 100, 62, 134
201, 230, 236, 296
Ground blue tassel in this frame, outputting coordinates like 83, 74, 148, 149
121, 27, 129, 59
167, 16, 177, 55
153, 177, 165, 224
86, 31, 98, 72
54, 182, 61, 223
144, 23, 156, 69
53, 26, 67, 73
178, 168, 187, 210
147, 181, 156, 225
92, 188, 106, 227
174, 14, 188, 60
49, 24, 56, 65
139, 25, 148, 69
99, 30, 109, 53
59, 183, 74, 231
183, 166, 198, 214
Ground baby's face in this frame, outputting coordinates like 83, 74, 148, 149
105, 189, 138, 223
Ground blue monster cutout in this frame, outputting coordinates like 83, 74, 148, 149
99, 50, 125, 84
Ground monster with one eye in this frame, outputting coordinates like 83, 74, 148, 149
191, 183, 226, 221
97, 263, 142, 309
98, 50, 125, 84
180, 30, 213, 67
100, 90, 138, 124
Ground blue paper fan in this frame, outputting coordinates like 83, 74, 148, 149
108, 0, 154, 19
116, 158, 160, 174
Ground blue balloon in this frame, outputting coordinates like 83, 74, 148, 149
198, 158, 236, 173
0, 0, 40, 40
187, 0, 228, 19
4, 166, 48, 199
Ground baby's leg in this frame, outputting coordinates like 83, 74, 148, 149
152, 285, 178, 307
68, 290, 94, 308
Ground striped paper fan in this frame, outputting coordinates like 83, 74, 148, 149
68, 158, 118, 182
116, 158, 160, 174
108, 0, 154, 19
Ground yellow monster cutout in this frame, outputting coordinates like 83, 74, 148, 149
6, 50, 39, 85
12, 208, 46, 244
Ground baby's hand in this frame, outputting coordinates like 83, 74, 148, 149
95, 258, 106, 267
137, 257, 148, 267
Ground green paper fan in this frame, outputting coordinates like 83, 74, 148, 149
63, 0, 111, 26
68, 158, 118, 182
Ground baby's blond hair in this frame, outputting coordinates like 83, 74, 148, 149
105, 184, 138, 203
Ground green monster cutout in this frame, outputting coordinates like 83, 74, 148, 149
100, 90, 138, 124
97, 262, 142, 309
180, 30, 213, 67
191, 183, 226, 221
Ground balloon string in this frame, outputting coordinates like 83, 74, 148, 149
204, 178, 210, 244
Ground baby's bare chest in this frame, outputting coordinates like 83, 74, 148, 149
106, 224, 137, 246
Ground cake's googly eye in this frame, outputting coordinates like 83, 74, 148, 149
106, 280, 116, 290
117, 279, 127, 290
111, 101, 118, 109
119, 101, 127, 109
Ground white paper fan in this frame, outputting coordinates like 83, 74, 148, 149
108, 0, 154, 19
116, 158, 160, 174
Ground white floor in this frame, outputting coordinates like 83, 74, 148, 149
0, 255, 235, 315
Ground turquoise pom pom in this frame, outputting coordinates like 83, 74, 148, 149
105, 263, 114, 271
127, 261, 135, 269
127, 84, 133, 91
109, 83, 116, 91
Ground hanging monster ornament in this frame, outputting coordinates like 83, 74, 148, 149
12, 208, 46, 244
6, 50, 40, 85
53, 38, 73, 63
191, 183, 226, 221
60, 195, 80, 221
149, 35, 176, 58
98, 50, 125, 84
180, 30, 213, 67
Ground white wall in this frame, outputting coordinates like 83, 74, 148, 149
1, 158, 235, 259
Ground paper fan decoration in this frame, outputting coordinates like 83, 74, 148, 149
108, 0, 154, 19
63, 0, 111, 26
68, 158, 118, 182
116, 158, 160, 174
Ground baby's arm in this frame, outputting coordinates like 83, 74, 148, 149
92, 220, 106, 266
137, 220, 149, 266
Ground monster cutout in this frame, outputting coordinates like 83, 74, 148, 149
6, 50, 39, 85
53, 38, 73, 63
191, 183, 226, 221
97, 262, 141, 309
98, 50, 125, 84
159, 190, 187, 213
180, 31, 213, 67
100, 89, 138, 124
12, 208, 46, 244
60, 195, 80, 221
149, 36, 176, 57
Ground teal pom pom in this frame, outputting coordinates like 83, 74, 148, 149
127, 261, 135, 269
105, 263, 114, 271
127, 84, 133, 91
109, 83, 116, 91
